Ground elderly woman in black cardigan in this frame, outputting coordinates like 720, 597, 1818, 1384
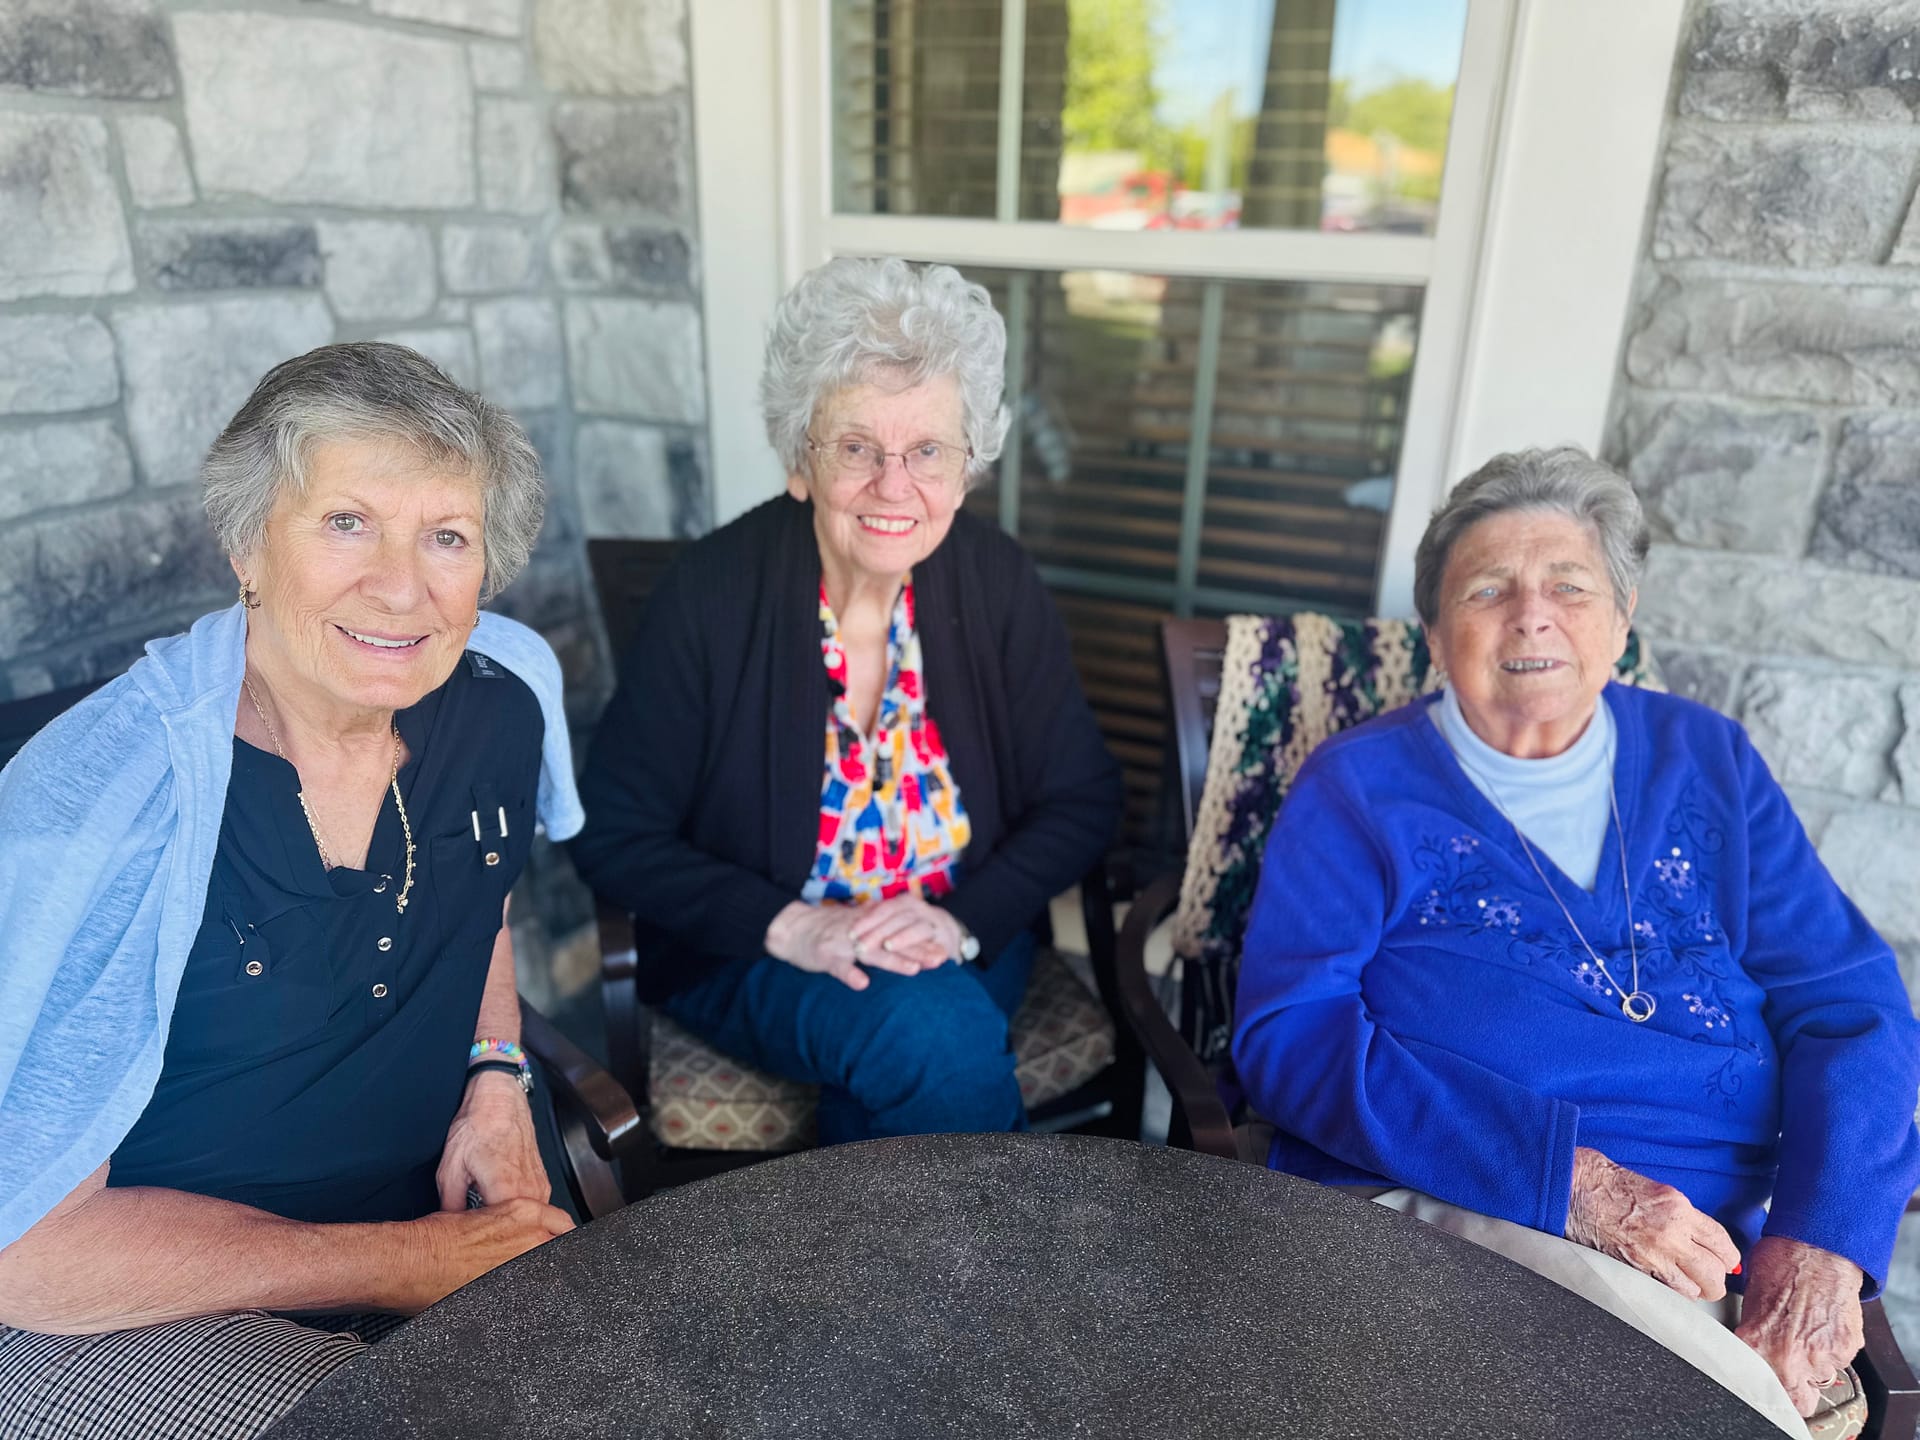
572, 258, 1121, 1141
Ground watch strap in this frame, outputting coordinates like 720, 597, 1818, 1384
468, 1058, 533, 1096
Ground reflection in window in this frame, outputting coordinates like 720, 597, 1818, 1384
958, 265, 1422, 847
833, 0, 1469, 234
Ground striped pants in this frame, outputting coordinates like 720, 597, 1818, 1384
0, 1311, 404, 1440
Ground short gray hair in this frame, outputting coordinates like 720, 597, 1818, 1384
203, 341, 543, 600
760, 257, 1012, 484
1412, 446, 1649, 626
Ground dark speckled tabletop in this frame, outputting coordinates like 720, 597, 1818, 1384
265, 1133, 1775, 1439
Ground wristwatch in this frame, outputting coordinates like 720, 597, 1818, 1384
955, 922, 981, 962
468, 1058, 534, 1097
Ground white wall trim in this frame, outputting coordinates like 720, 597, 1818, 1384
691, 0, 788, 524
1410, 0, 1687, 606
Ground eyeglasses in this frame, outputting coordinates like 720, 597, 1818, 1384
806, 434, 973, 487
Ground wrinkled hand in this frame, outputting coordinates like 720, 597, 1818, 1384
766, 901, 922, 990
1563, 1146, 1741, 1301
437, 1071, 550, 1211
1735, 1236, 1865, 1418
394, 1199, 573, 1314
847, 895, 962, 972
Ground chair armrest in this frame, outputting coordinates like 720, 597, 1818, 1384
596, 901, 642, 1098
1114, 872, 1236, 1161
519, 999, 643, 1163
1859, 1296, 1920, 1440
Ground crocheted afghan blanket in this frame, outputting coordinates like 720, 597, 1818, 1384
1170, 613, 1662, 1065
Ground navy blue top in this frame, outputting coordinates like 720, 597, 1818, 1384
110, 655, 543, 1224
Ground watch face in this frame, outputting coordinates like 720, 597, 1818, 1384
959, 932, 981, 961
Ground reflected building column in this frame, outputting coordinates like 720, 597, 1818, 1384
1240, 0, 1338, 230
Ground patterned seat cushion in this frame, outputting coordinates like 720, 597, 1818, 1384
647, 947, 1116, 1152
1171, 613, 1661, 1065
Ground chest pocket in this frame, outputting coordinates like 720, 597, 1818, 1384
166, 906, 333, 1070
427, 784, 526, 955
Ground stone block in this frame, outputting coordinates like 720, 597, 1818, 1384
552, 222, 694, 292
142, 220, 322, 291
0, 112, 132, 300
1651, 129, 1912, 267
1637, 544, 1920, 672
517, 410, 568, 505
1893, 684, 1920, 807
367, 0, 523, 37
441, 225, 539, 295
1680, 2, 1920, 122
1616, 396, 1824, 555
316, 220, 438, 322
668, 433, 708, 537
1817, 802, 1920, 943
1627, 277, 1920, 407
1811, 415, 1920, 580
473, 299, 563, 409
575, 421, 672, 537
112, 296, 334, 489
1644, 646, 1740, 716
116, 114, 193, 207
564, 297, 704, 422
376, 327, 479, 391
490, 547, 586, 632
478, 97, 553, 215
176, 12, 474, 209
0, 0, 173, 98
533, 0, 686, 97
0, 493, 230, 656
1893, 190, 1920, 267
4, 608, 212, 696
0, 418, 133, 523
468, 39, 526, 89
0, 314, 117, 413
553, 99, 687, 217
1739, 666, 1900, 800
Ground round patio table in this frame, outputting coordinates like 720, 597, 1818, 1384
266, 1132, 1776, 1439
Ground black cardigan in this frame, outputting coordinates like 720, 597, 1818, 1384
571, 495, 1123, 1004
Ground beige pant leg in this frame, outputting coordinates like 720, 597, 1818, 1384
1370, 1187, 1807, 1437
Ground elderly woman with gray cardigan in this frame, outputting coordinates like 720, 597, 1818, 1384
0, 344, 583, 1439
1234, 448, 1920, 1438
572, 258, 1121, 1143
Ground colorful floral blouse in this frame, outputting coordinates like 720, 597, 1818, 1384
801, 577, 971, 906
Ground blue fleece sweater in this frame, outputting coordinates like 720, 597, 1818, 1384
1232, 683, 1920, 1294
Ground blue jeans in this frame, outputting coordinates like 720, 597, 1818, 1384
661, 931, 1038, 1145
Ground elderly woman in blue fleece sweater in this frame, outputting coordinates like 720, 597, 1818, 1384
1233, 447, 1920, 1439
0, 344, 583, 1440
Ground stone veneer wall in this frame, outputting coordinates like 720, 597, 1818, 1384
0, 0, 706, 1013
1607, 0, 1920, 1340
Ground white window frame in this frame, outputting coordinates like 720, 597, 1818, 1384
691, 0, 1686, 617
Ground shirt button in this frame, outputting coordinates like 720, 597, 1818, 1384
377, 936, 393, 952
484, 851, 500, 867
372, 982, 389, 998
244, 960, 264, 977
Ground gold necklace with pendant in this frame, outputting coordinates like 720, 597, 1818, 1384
242, 674, 415, 916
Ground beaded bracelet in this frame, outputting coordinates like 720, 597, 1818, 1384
468, 1037, 533, 1095
469, 1037, 526, 1065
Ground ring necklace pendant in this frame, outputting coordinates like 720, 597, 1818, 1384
243, 674, 416, 917
1456, 754, 1654, 1024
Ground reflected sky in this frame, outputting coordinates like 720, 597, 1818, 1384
1156, 0, 1469, 127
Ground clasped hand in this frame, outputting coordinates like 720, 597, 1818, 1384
766, 896, 965, 990
436, 1070, 556, 1211
1567, 1147, 1862, 1416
